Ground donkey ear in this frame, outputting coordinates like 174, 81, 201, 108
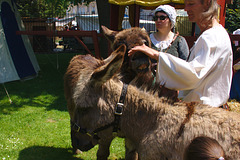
101, 25, 118, 44
103, 43, 126, 64
90, 44, 126, 86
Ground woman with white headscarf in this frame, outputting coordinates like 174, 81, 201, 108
128, 0, 233, 108
150, 5, 189, 60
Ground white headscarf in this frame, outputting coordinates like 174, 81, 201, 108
153, 5, 177, 29
233, 29, 240, 35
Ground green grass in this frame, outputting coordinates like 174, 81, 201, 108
0, 53, 125, 160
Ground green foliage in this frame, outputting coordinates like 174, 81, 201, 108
16, 0, 94, 18
16, 0, 71, 18
0, 53, 125, 160
225, 0, 240, 33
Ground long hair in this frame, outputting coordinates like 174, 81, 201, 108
184, 136, 225, 160
201, 0, 219, 22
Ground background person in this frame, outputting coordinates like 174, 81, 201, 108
233, 28, 240, 47
150, 5, 189, 60
230, 47, 240, 101
184, 136, 225, 160
128, 0, 233, 108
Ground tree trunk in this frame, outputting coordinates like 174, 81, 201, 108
96, 0, 111, 58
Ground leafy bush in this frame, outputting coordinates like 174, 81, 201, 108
225, 0, 240, 33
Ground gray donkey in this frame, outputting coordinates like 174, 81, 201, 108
67, 44, 240, 160
65, 26, 178, 159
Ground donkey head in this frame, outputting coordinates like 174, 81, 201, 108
102, 26, 152, 83
70, 45, 126, 152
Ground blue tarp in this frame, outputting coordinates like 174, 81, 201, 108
230, 70, 240, 101
1, 1, 36, 79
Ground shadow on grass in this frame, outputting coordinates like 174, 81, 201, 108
18, 146, 125, 160
0, 53, 79, 114
18, 146, 82, 160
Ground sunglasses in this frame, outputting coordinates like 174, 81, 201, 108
153, 15, 168, 21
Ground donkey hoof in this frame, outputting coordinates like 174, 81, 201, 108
73, 148, 82, 155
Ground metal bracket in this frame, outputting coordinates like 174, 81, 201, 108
115, 102, 123, 115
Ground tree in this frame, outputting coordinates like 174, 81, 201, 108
16, 0, 94, 18
225, 0, 240, 33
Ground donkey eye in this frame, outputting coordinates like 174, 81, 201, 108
143, 40, 149, 46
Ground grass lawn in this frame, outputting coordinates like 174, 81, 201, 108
0, 52, 125, 160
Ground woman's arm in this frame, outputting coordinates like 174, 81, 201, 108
128, 44, 160, 60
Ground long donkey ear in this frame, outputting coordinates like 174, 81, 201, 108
90, 44, 126, 87
101, 25, 118, 44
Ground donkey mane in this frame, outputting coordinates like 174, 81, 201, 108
104, 74, 194, 113
130, 74, 178, 104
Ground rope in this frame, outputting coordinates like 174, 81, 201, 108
2, 83, 12, 104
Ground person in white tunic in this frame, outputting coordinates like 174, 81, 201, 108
128, 0, 233, 108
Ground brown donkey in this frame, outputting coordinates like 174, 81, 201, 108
65, 26, 177, 159
66, 44, 240, 160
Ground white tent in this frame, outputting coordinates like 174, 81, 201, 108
0, 0, 40, 84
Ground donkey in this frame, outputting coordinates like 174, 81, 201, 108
67, 44, 240, 160
64, 26, 177, 159
66, 26, 154, 120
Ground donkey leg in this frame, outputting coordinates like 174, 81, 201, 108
125, 138, 138, 160
97, 138, 113, 160
137, 134, 168, 160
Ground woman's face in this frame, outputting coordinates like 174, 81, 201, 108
184, 0, 206, 23
154, 12, 171, 31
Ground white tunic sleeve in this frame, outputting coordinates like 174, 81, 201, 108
157, 35, 214, 90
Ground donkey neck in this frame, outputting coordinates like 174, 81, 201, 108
118, 84, 174, 141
